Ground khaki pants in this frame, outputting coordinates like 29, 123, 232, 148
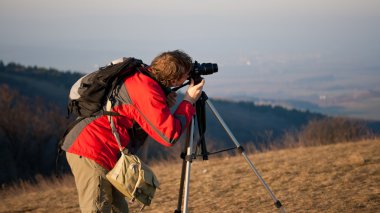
66, 152, 129, 213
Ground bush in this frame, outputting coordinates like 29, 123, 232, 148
282, 117, 373, 147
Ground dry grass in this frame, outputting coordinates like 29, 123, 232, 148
1, 139, 379, 213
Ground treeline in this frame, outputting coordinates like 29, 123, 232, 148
0, 61, 82, 106
0, 85, 70, 185
0, 61, 81, 89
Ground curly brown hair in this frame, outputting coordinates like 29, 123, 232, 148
150, 50, 193, 87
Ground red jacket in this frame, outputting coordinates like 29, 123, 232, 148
62, 70, 195, 170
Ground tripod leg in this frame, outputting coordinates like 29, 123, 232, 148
174, 118, 195, 213
175, 126, 191, 213
205, 99, 286, 213
182, 119, 195, 213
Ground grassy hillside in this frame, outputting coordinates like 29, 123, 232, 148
1, 139, 379, 212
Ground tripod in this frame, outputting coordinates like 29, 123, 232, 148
174, 92, 285, 213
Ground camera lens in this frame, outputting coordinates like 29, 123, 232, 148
198, 63, 218, 75
192, 61, 218, 76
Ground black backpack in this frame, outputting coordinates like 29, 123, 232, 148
67, 57, 144, 118
57, 57, 146, 155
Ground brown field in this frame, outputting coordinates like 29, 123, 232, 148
1, 139, 379, 213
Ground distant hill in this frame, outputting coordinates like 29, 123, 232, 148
229, 89, 380, 121
0, 61, 82, 108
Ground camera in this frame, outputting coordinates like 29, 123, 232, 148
190, 61, 218, 83
171, 61, 218, 92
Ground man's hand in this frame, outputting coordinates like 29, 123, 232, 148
166, 92, 178, 108
183, 78, 205, 104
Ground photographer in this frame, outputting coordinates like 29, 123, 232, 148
62, 50, 205, 212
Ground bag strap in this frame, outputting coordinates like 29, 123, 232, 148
105, 67, 169, 155
106, 99, 126, 154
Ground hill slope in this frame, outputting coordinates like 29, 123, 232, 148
1, 139, 379, 212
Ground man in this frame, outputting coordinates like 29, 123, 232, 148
62, 50, 205, 212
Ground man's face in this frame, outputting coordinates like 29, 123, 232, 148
170, 70, 190, 87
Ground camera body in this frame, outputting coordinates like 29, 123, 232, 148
190, 61, 218, 84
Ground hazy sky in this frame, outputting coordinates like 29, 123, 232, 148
1, 0, 380, 103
